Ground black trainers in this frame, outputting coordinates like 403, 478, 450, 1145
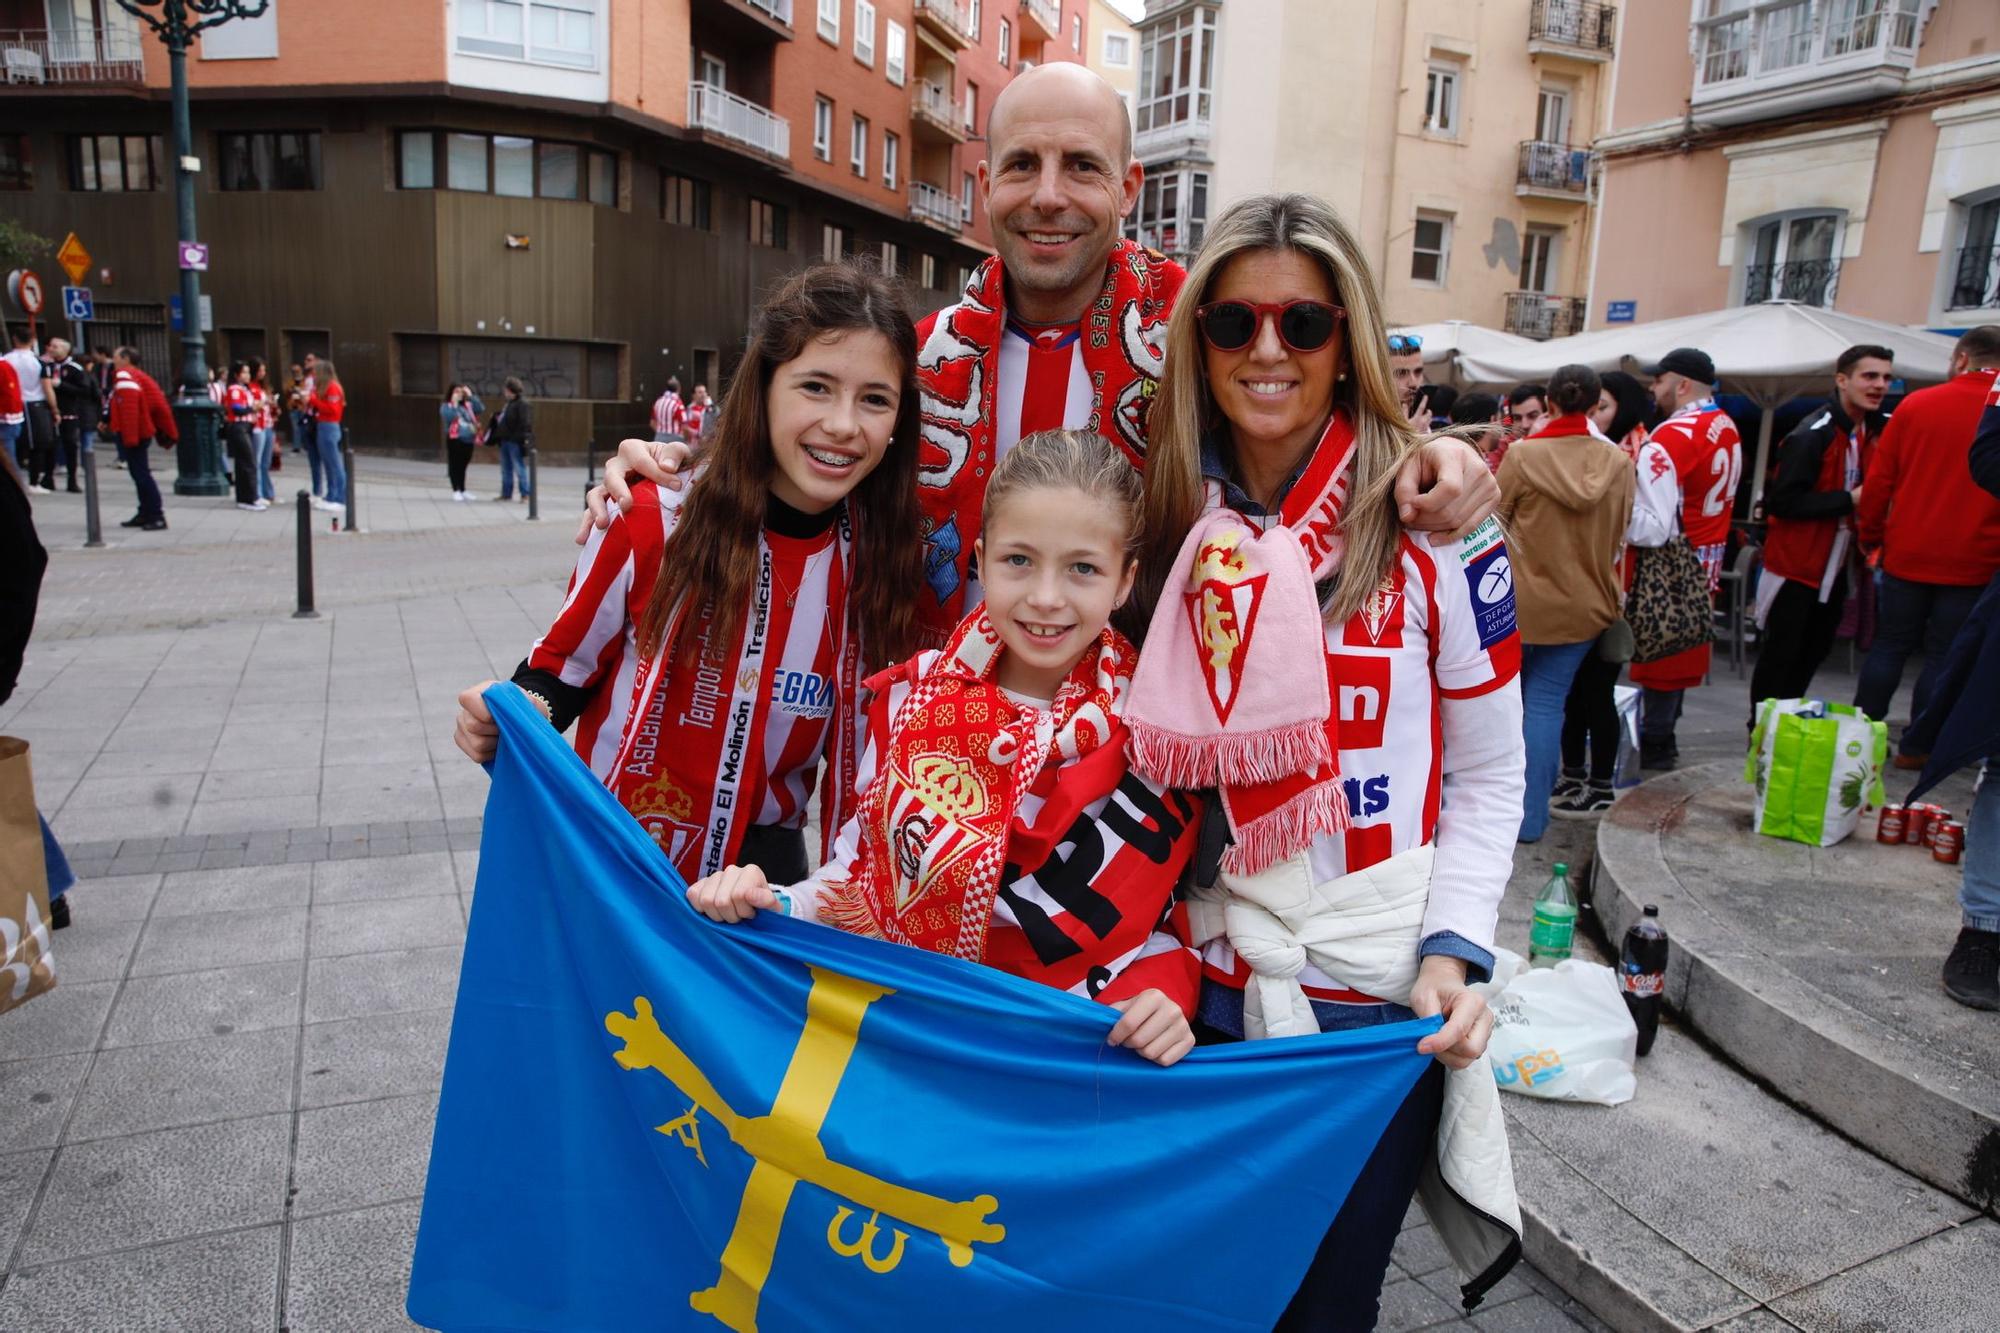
119, 514, 146, 528
1552, 782, 1617, 821
49, 895, 70, 930
1943, 928, 1999, 1011
140, 517, 168, 531
1640, 740, 1678, 771
1551, 767, 1587, 804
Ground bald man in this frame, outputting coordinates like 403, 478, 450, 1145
582, 65, 1496, 629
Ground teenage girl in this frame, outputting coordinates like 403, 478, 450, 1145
310, 360, 348, 515
223, 361, 263, 510
453, 261, 926, 886
688, 430, 1203, 1068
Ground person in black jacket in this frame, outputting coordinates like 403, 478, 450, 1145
0, 446, 73, 926
489, 376, 535, 503
43, 337, 98, 494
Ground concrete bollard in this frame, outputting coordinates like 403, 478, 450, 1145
340, 433, 359, 534
294, 490, 319, 619
527, 446, 540, 521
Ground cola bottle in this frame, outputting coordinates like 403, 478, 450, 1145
1619, 905, 1668, 1057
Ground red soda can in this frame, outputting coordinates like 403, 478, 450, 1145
1877, 804, 1907, 844
1933, 820, 1965, 865
1923, 807, 1952, 848
1904, 804, 1933, 846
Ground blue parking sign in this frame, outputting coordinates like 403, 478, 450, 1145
62, 286, 93, 321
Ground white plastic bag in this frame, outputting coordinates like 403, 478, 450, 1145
1475, 947, 1637, 1105
1613, 685, 1642, 790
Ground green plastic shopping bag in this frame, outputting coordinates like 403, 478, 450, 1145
1744, 699, 1889, 847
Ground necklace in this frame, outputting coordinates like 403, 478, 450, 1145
770, 541, 833, 609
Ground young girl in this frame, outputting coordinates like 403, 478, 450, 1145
223, 361, 264, 511
309, 359, 348, 516
687, 430, 1202, 1068
453, 261, 926, 887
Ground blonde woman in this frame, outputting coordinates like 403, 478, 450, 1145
308, 359, 348, 517
1130, 193, 1525, 1325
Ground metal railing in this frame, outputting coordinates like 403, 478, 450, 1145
1504, 293, 1587, 341
687, 82, 791, 161
1527, 0, 1616, 54
1949, 243, 2000, 311
913, 79, 961, 132
913, 0, 974, 38
1517, 140, 1593, 196
0, 27, 145, 86
1021, 0, 1061, 40
1744, 258, 1839, 307
743, 0, 794, 25
910, 180, 965, 230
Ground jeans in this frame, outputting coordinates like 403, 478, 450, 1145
1520, 640, 1593, 842
120, 440, 163, 521
1966, 763, 1999, 933
295, 413, 322, 495
316, 421, 347, 506
40, 813, 73, 902
498, 439, 531, 498
1641, 687, 1684, 747
0, 420, 18, 466
252, 427, 274, 500
1854, 573, 1984, 748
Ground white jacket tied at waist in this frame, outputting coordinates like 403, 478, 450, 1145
1187, 842, 1523, 1303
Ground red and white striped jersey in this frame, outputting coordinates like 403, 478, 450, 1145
650, 390, 685, 437
994, 319, 1094, 455
1201, 520, 1526, 999
525, 483, 852, 881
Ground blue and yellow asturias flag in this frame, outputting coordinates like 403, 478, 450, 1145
407, 685, 1438, 1332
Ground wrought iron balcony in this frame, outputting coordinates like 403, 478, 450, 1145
1504, 293, 1587, 341
910, 180, 966, 233
687, 82, 790, 162
1527, 0, 1615, 59
1020, 0, 1061, 44
913, 0, 975, 48
0, 27, 145, 88
911, 79, 968, 141
1743, 258, 1839, 307
1948, 243, 2000, 312
1516, 140, 1593, 199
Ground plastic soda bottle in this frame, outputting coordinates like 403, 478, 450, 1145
1619, 905, 1668, 1056
1529, 863, 1578, 968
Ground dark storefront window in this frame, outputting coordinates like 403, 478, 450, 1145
749, 198, 788, 249
217, 132, 322, 191
396, 129, 616, 205
68, 135, 162, 192
662, 173, 712, 229
0, 135, 29, 191
395, 332, 625, 402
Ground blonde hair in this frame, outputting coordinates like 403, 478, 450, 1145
981, 428, 1143, 561
1136, 193, 1420, 627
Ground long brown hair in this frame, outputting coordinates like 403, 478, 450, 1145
638, 261, 924, 670
1134, 193, 1421, 629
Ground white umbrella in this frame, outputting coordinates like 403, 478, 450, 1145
1386, 320, 1536, 388
1452, 302, 1962, 497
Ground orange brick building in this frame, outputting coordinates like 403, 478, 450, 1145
0, 0, 1090, 451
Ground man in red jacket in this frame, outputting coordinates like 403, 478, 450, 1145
1854, 326, 2000, 763
106, 345, 178, 532
1749, 343, 1893, 722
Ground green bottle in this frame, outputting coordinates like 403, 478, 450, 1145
1529, 862, 1578, 967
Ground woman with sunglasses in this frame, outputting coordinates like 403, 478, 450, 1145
1128, 193, 1525, 1328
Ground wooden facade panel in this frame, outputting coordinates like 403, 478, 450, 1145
433, 192, 596, 340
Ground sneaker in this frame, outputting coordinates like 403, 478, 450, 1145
252, 499, 270, 511
236, 501, 263, 511
1943, 928, 2000, 1011
460, 490, 478, 501
1552, 783, 1617, 821
119, 514, 146, 528
1640, 740, 1678, 772
1551, 767, 1587, 804
310, 496, 334, 511
26, 483, 50, 494
65, 481, 81, 493
519, 494, 530, 503
49, 895, 70, 930
140, 517, 168, 531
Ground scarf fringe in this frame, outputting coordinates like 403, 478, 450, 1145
1221, 784, 1352, 878
814, 878, 887, 942
1126, 718, 1333, 790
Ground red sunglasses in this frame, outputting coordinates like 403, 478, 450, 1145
1195, 299, 1347, 353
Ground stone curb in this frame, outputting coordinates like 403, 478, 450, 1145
1594, 762, 1999, 1212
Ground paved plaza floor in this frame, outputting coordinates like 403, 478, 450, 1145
1, 458, 1908, 1331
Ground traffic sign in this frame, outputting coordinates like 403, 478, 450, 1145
177, 241, 209, 271
57, 233, 91, 285
16, 270, 43, 315
62, 286, 93, 321
168, 293, 213, 333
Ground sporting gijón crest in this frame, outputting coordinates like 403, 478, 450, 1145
1343, 570, 1406, 649
1184, 530, 1266, 725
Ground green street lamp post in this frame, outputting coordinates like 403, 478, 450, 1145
113, 0, 269, 497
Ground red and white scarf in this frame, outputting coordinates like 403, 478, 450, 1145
1127, 412, 1361, 875
817, 608, 1139, 962
914, 240, 1183, 639
608, 509, 864, 879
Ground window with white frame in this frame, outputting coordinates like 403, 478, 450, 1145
1536, 85, 1570, 144
970, 0, 981, 37
1521, 226, 1562, 294
1424, 60, 1461, 137
963, 82, 979, 133
1136, 6, 1216, 134
1695, 0, 1752, 84
885, 20, 906, 84
1104, 32, 1131, 66
1949, 192, 2000, 311
883, 131, 900, 189
855, 0, 876, 65
1073, 14, 1081, 51
962, 171, 976, 222
880, 240, 900, 275
456, 0, 600, 71
814, 97, 833, 160
822, 222, 849, 262
851, 114, 868, 175
1740, 209, 1843, 306
920, 254, 938, 288
1125, 168, 1209, 257
1411, 211, 1451, 284
818, 0, 840, 44
999, 18, 1010, 67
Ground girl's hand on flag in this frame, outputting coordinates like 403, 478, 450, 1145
1410, 955, 1495, 1070
453, 681, 502, 763
688, 865, 778, 923
1107, 989, 1196, 1067
575, 438, 692, 544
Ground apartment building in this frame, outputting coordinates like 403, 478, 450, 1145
1130, 0, 1612, 339
0, 0, 1090, 451
1084, 0, 1140, 125
1590, 1, 2000, 333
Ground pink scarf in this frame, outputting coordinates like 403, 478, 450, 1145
1126, 412, 1359, 874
